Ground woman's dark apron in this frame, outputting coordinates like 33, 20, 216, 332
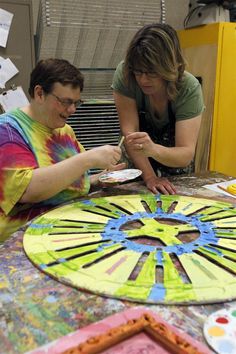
139, 96, 194, 177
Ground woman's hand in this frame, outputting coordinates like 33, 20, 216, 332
126, 132, 155, 157
145, 175, 176, 195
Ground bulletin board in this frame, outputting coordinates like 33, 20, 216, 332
0, 0, 35, 97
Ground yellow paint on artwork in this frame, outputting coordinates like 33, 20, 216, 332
23, 238, 55, 254
198, 246, 236, 273
179, 253, 236, 300
173, 199, 212, 215
126, 218, 183, 246
218, 239, 236, 250
174, 201, 202, 215
163, 252, 183, 284
0, 280, 8, 289
39, 204, 109, 223
23, 193, 236, 304
161, 253, 195, 302
114, 252, 156, 300
105, 195, 146, 214
86, 250, 140, 284
48, 233, 102, 249
201, 211, 236, 222
8, 265, 17, 274
24, 233, 103, 254
23, 275, 34, 283
213, 246, 236, 261
56, 243, 104, 259
66, 244, 122, 270
213, 216, 236, 227
60, 250, 142, 295
115, 280, 152, 300
134, 252, 156, 285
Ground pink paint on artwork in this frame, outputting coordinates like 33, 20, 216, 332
106, 256, 128, 275
26, 307, 212, 354
102, 332, 171, 353
52, 236, 93, 242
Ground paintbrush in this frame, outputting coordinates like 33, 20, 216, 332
102, 136, 125, 176
118, 135, 125, 148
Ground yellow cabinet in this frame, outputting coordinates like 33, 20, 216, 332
178, 23, 236, 177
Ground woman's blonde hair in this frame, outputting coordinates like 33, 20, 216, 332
124, 23, 186, 100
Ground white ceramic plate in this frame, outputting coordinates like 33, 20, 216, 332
99, 169, 142, 184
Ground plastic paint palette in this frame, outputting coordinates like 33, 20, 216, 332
204, 307, 236, 354
99, 169, 142, 183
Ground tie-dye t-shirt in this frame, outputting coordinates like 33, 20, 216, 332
0, 108, 90, 242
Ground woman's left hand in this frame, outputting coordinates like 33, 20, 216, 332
126, 132, 155, 156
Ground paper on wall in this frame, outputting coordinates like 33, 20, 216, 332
0, 86, 29, 112
0, 8, 13, 48
0, 57, 19, 88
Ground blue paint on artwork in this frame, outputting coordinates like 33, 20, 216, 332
114, 210, 125, 216
39, 264, 47, 269
148, 283, 166, 301
182, 203, 193, 211
124, 239, 155, 253
0, 293, 13, 303
30, 223, 52, 229
156, 250, 163, 265
46, 295, 58, 303
97, 241, 116, 251
216, 229, 236, 234
80, 200, 94, 206
203, 245, 222, 255
100, 209, 218, 257
155, 195, 161, 201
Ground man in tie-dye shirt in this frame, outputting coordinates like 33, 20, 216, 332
0, 59, 122, 243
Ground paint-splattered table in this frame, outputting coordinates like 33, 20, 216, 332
0, 172, 235, 354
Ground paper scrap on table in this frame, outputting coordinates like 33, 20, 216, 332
0, 57, 18, 88
203, 179, 236, 199
0, 86, 29, 112
0, 8, 13, 47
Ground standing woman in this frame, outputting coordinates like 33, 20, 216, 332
112, 23, 204, 194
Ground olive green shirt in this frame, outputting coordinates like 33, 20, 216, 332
112, 61, 205, 129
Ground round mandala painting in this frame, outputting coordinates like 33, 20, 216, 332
23, 194, 236, 304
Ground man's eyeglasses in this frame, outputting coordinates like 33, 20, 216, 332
50, 93, 83, 108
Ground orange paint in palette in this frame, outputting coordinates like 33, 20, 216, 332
204, 307, 236, 353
